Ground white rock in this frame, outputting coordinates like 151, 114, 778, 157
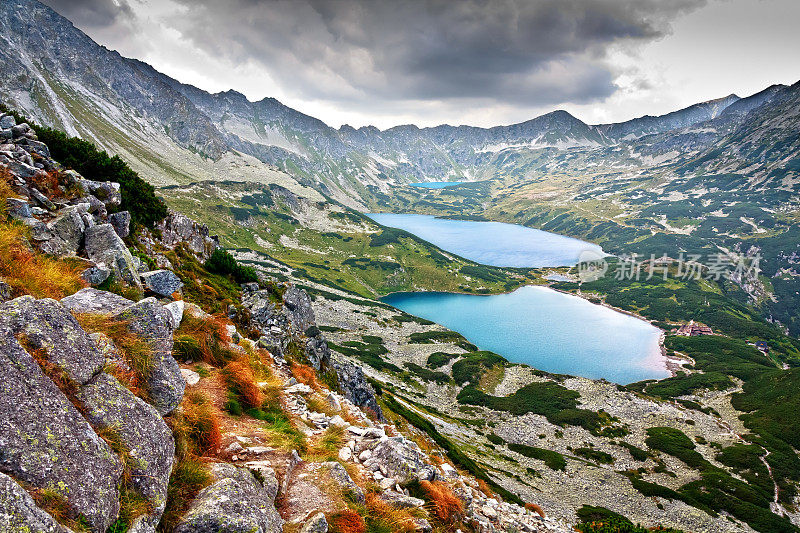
373, 471, 384, 481
329, 415, 348, 427
358, 449, 372, 462
180, 368, 201, 386
378, 477, 395, 490
326, 393, 341, 411
338, 447, 353, 462
482, 505, 498, 520
163, 300, 185, 329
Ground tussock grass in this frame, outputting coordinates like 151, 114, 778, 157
327, 509, 367, 533
415, 480, 463, 523
173, 313, 235, 367
0, 221, 85, 299
177, 391, 222, 457
221, 361, 262, 409
29, 487, 91, 532
158, 454, 211, 532
73, 314, 153, 400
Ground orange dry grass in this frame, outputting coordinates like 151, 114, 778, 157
222, 361, 263, 409
328, 509, 367, 533
291, 363, 323, 391
73, 313, 153, 400
525, 502, 545, 518
365, 493, 418, 533
173, 313, 234, 367
419, 480, 463, 523
0, 221, 85, 299
30, 169, 64, 199
477, 479, 494, 499
180, 391, 222, 456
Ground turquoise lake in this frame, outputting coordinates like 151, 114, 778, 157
408, 181, 464, 189
366, 213, 603, 267
383, 286, 668, 384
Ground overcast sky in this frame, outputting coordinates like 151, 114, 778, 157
42, 0, 800, 129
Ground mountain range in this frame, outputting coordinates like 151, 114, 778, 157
1, 0, 799, 209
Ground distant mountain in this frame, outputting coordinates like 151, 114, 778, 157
1, 0, 798, 205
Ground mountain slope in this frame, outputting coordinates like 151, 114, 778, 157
4, 0, 797, 208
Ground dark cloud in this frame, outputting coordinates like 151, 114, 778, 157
167, 0, 704, 107
38, 0, 705, 110
41, 0, 134, 29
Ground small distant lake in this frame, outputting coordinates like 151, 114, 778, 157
408, 181, 464, 189
383, 286, 668, 384
366, 213, 603, 267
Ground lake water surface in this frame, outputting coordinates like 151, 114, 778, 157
408, 181, 464, 189
383, 286, 668, 384
367, 213, 603, 267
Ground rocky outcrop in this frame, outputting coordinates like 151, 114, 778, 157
77, 372, 175, 527
0, 295, 105, 384
0, 472, 69, 533
305, 334, 332, 371
140, 269, 183, 297
112, 298, 184, 415
61, 287, 134, 314
156, 210, 219, 260
174, 463, 283, 533
332, 358, 384, 420
282, 286, 316, 334
84, 224, 142, 289
39, 205, 86, 256
0, 327, 123, 531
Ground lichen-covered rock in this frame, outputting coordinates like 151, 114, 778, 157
39, 206, 86, 256
0, 281, 10, 303
367, 437, 427, 485
379, 490, 425, 509
174, 463, 283, 533
332, 357, 384, 420
0, 296, 105, 384
282, 286, 315, 334
84, 224, 142, 288
61, 287, 134, 315
305, 335, 331, 371
0, 472, 69, 533
321, 461, 364, 503
76, 179, 121, 208
108, 210, 131, 238
163, 300, 185, 329
156, 211, 219, 260
140, 269, 183, 297
77, 372, 175, 528
0, 329, 122, 531
113, 298, 184, 415
81, 264, 111, 287
299, 512, 328, 533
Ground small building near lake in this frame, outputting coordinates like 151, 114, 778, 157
676, 320, 714, 336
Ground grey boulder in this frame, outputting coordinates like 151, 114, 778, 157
113, 298, 184, 415
85, 224, 142, 288
81, 264, 111, 286
282, 286, 315, 334
77, 179, 121, 208
140, 269, 183, 297
40, 206, 86, 256
61, 287, 134, 314
174, 463, 283, 533
0, 296, 105, 384
0, 114, 15, 129
305, 335, 332, 371
299, 512, 328, 533
0, 330, 122, 531
77, 372, 175, 528
109, 210, 131, 238
0, 472, 69, 533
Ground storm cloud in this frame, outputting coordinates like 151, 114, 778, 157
167, 0, 704, 106
42, 0, 704, 110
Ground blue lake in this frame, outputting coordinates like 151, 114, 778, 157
408, 181, 464, 189
366, 213, 603, 267
383, 286, 668, 384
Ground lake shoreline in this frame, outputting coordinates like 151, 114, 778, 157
382, 284, 671, 384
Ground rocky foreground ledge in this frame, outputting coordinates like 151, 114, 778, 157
0, 112, 567, 532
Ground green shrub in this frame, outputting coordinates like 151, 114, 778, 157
204, 248, 258, 284
507, 443, 566, 471
575, 447, 615, 464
